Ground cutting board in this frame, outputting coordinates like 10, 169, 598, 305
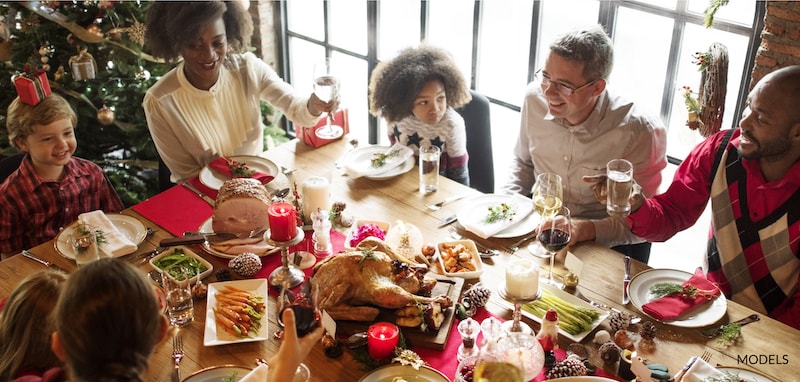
337, 274, 465, 351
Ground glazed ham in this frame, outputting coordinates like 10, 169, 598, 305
212, 178, 271, 235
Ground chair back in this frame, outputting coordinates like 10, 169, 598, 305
456, 90, 494, 193
0, 152, 25, 183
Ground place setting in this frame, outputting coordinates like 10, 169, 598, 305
341, 143, 415, 180
54, 210, 146, 265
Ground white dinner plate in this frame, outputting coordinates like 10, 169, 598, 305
54, 214, 146, 259
198, 155, 279, 190
457, 194, 536, 238
358, 364, 449, 382
181, 365, 253, 382
509, 283, 609, 342
342, 146, 414, 179
204, 279, 269, 346
197, 218, 278, 259
716, 366, 775, 382
628, 268, 727, 327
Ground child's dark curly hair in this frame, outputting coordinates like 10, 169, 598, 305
369, 45, 471, 123
145, 1, 253, 62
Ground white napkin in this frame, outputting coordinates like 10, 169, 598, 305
344, 143, 414, 178
78, 210, 137, 257
239, 364, 268, 381
461, 194, 534, 239
679, 358, 723, 382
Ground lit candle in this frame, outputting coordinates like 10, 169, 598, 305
268, 202, 297, 242
505, 258, 539, 299
302, 176, 330, 222
367, 322, 399, 360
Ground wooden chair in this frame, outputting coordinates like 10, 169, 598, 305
456, 90, 494, 194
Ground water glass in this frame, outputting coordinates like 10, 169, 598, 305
70, 226, 100, 267
606, 159, 634, 217
419, 145, 441, 194
163, 269, 194, 327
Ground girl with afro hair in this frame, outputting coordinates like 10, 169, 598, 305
368, 45, 472, 185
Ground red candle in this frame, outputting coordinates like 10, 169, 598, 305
268, 202, 297, 242
367, 322, 399, 360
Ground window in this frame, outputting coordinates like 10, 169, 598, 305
278, 0, 763, 191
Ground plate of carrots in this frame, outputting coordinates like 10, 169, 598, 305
203, 279, 268, 346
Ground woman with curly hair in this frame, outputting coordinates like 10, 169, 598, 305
368, 45, 472, 185
143, 1, 334, 183
0, 270, 67, 382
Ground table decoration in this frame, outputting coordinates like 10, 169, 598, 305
497, 332, 545, 381
199, 155, 278, 190
502, 257, 541, 334
77, 210, 138, 256
629, 268, 726, 327
367, 322, 400, 361
457, 317, 480, 361
265, 228, 306, 289
301, 176, 330, 223
207, 156, 275, 184
311, 208, 332, 257
268, 202, 297, 242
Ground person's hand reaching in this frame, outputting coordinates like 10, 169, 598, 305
267, 307, 324, 381
581, 174, 645, 213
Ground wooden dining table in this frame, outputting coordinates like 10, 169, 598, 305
0, 137, 797, 382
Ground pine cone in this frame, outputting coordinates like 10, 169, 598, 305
599, 341, 621, 363
463, 284, 491, 308
546, 357, 587, 379
639, 321, 657, 340
608, 310, 631, 332
228, 253, 262, 277
216, 269, 232, 281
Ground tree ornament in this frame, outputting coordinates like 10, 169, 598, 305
97, 105, 115, 126
54, 65, 65, 81
126, 21, 146, 46
98, 0, 115, 10
69, 46, 97, 80
135, 66, 151, 81
85, 23, 103, 38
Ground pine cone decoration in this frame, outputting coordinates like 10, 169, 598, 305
598, 341, 621, 363
228, 253, 262, 277
546, 357, 587, 379
463, 284, 491, 309
639, 321, 657, 340
608, 310, 630, 332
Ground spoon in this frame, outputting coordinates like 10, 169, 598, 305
335, 138, 359, 170
447, 227, 500, 258
270, 187, 290, 200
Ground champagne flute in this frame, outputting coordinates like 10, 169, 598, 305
313, 60, 343, 139
537, 206, 571, 286
530, 173, 563, 258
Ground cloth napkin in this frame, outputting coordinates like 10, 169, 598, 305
208, 157, 275, 184
679, 358, 723, 382
344, 143, 414, 178
239, 363, 268, 381
461, 194, 534, 239
642, 268, 721, 321
132, 182, 213, 236
77, 210, 137, 257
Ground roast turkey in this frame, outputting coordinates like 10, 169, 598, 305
311, 238, 451, 322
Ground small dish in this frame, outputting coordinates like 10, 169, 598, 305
204, 279, 269, 346
437, 240, 484, 279
149, 246, 213, 285
344, 219, 391, 249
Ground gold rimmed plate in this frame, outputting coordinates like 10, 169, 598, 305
54, 213, 146, 259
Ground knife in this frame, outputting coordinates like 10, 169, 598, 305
181, 182, 215, 206
622, 255, 631, 305
438, 214, 458, 228
22, 250, 66, 272
159, 232, 238, 247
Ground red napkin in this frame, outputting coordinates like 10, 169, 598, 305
208, 157, 275, 184
132, 184, 213, 236
642, 268, 721, 321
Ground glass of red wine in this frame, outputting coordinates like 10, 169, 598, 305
275, 281, 321, 340
537, 206, 571, 286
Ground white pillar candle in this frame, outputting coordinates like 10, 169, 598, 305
505, 258, 539, 299
302, 176, 330, 221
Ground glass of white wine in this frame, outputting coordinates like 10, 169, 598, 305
313, 59, 343, 140
529, 173, 562, 258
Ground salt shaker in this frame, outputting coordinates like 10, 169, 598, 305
480, 316, 503, 356
311, 209, 332, 257
457, 317, 480, 361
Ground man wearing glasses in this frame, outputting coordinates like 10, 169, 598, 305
506, 25, 667, 263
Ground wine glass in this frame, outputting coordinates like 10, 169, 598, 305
313, 60, 343, 140
530, 173, 562, 258
537, 206, 571, 286
275, 282, 321, 340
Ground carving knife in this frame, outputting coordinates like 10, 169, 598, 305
22, 250, 66, 272
622, 256, 631, 305
181, 182, 215, 206
159, 232, 239, 247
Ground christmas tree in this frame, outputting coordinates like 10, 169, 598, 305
0, 1, 168, 205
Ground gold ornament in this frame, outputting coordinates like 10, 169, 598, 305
135, 66, 151, 82
54, 65, 66, 81
86, 23, 103, 38
126, 21, 146, 46
97, 106, 115, 126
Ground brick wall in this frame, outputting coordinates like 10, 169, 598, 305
752, 1, 800, 86
249, 1, 279, 69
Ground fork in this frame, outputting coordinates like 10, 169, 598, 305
675, 351, 713, 381
172, 332, 184, 382
507, 231, 539, 253
701, 350, 712, 363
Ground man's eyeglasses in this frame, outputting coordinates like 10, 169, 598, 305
535, 69, 598, 97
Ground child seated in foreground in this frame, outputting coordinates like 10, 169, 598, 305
368, 45, 472, 185
0, 93, 124, 259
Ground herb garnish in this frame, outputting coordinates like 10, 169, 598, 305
75, 223, 106, 245
716, 322, 742, 346
482, 202, 516, 224
226, 158, 256, 178
704, 370, 743, 382
649, 282, 717, 301
358, 246, 377, 270
370, 149, 400, 168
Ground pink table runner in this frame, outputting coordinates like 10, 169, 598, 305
133, 183, 622, 381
